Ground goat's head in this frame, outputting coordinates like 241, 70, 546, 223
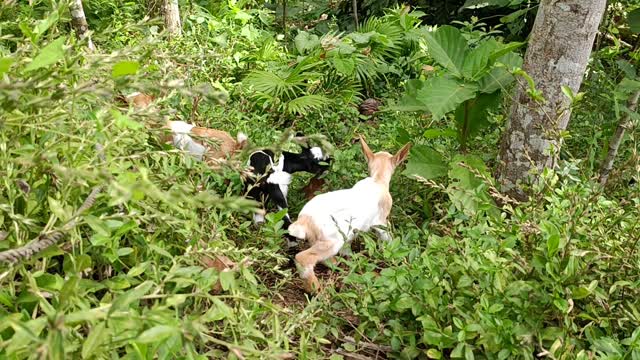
359, 136, 411, 184
283, 146, 332, 175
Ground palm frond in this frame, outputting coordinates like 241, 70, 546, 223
286, 95, 331, 115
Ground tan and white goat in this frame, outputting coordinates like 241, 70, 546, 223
117, 92, 248, 164
288, 136, 411, 293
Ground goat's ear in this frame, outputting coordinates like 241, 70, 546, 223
359, 135, 375, 163
393, 142, 412, 166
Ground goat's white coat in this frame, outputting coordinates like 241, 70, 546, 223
168, 121, 206, 160
310, 147, 324, 160
289, 177, 388, 251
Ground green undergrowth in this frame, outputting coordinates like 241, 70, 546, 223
1, 1, 640, 359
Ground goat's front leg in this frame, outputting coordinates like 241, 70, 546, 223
266, 184, 298, 247
268, 184, 292, 229
247, 187, 267, 226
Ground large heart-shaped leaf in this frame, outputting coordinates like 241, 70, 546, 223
294, 31, 320, 54
403, 145, 448, 180
416, 76, 478, 120
424, 26, 468, 77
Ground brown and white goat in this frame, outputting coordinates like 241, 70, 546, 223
118, 92, 247, 163
287, 136, 411, 293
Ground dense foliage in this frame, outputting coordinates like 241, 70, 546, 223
1, 0, 639, 359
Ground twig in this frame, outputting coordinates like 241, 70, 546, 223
335, 349, 375, 360
0, 144, 105, 265
599, 90, 640, 186
342, 336, 391, 353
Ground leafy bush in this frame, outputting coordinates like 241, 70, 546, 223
333, 165, 640, 358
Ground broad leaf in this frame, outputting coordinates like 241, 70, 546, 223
447, 155, 496, 217
394, 79, 429, 112
294, 31, 320, 54
462, 0, 511, 9
112, 61, 140, 78
24, 36, 66, 72
454, 91, 502, 142
347, 32, 375, 44
616, 60, 636, 79
136, 325, 178, 344
403, 145, 448, 180
424, 26, 468, 76
629, 8, 640, 34
108, 281, 154, 315
478, 53, 522, 93
416, 76, 478, 120
331, 57, 355, 76
0, 57, 14, 75
423, 128, 458, 139
82, 323, 106, 359
462, 38, 500, 80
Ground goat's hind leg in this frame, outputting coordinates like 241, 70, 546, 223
295, 239, 340, 294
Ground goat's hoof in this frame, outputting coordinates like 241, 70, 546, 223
303, 279, 321, 295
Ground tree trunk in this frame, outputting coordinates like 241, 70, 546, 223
163, 0, 181, 37
352, 0, 359, 30
69, 0, 95, 51
496, 0, 607, 201
599, 90, 640, 186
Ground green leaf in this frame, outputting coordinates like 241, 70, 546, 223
547, 234, 560, 256
0, 57, 14, 75
137, 325, 178, 344
111, 61, 140, 78
553, 298, 569, 313
395, 79, 429, 112
331, 57, 355, 76
629, 8, 640, 34
447, 155, 495, 216
424, 26, 468, 76
478, 53, 522, 93
219, 270, 235, 290
427, 349, 442, 359
403, 145, 448, 180
82, 322, 106, 359
294, 31, 320, 54
286, 95, 330, 115
462, 0, 511, 9
111, 109, 143, 130
33, 10, 59, 39
109, 281, 154, 315
423, 128, 458, 139
616, 60, 636, 79
416, 76, 478, 120
462, 39, 499, 79
572, 286, 591, 300
25, 36, 66, 72
454, 91, 502, 141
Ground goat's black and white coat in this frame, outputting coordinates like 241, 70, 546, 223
246, 146, 330, 229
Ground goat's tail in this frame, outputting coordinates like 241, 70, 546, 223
236, 132, 248, 150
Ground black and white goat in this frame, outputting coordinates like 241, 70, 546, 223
246, 146, 331, 229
